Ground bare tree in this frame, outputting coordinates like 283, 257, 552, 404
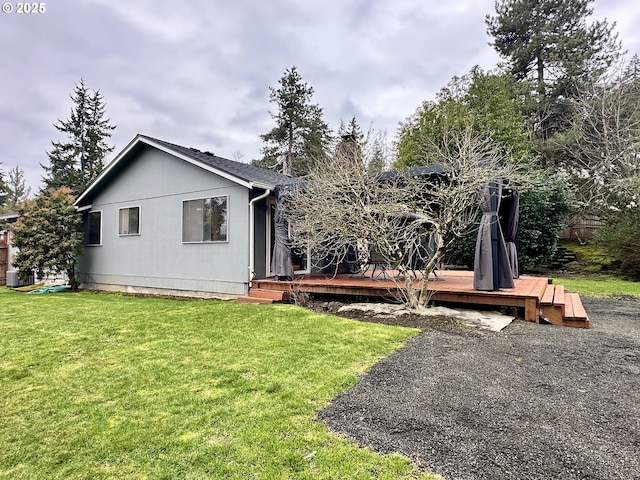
282, 127, 534, 309
231, 150, 245, 162
559, 57, 640, 213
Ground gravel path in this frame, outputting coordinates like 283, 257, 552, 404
319, 297, 640, 480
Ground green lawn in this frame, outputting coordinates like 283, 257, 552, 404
0, 288, 438, 479
552, 274, 640, 298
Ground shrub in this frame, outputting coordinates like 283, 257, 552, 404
594, 208, 640, 280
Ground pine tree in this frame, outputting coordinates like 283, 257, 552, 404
367, 136, 387, 176
83, 89, 116, 188
5, 165, 31, 210
257, 67, 331, 176
335, 116, 365, 169
486, 0, 621, 141
622, 54, 640, 85
42, 79, 116, 195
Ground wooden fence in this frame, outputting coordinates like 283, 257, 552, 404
0, 244, 7, 286
558, 215, 605, 241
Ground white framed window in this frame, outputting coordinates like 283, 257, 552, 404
86, 210, 102, 246
182, 196, 228, 243
119, 206, 140, 235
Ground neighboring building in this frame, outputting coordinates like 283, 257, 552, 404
0, 212, 19, 286
74, 134, 302, 298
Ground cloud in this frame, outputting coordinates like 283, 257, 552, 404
0, 0, 638, 192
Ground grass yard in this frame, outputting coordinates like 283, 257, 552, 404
0, 289, 438, 480
552, 274, 640, 298
552, 240, 640, 297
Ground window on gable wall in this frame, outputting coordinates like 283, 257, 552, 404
119, 206, 140, 235
182, 196, 228, 242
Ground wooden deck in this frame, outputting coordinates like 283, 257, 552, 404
239, 270, 589, 328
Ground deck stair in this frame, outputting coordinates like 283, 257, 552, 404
236, 287, 290, 304
540, 283, 590, 329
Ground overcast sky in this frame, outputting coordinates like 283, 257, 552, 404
2, 0, 639, 192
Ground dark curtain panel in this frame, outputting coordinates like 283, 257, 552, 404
500, 189, 519, 279
271, 188, 294, 280
474, 182, 515, 291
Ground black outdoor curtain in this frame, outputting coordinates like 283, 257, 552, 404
473, 182, 515, 291
271, 187, 294, 281
500, 189, 519, 279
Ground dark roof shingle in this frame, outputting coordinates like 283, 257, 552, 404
141, 135, 301, 188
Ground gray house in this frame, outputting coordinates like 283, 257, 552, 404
74, 134, 302, 297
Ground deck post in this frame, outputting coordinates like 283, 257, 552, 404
524, 297, 539, 322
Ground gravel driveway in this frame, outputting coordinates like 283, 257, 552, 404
319, 297, 640, 480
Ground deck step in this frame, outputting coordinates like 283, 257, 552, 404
541, 282, 555, 305
565, 292, 590, 329
553, 285, 565, 313
540, 285, 589, 329
248, 288, 288, 301
236, 287, 291, 305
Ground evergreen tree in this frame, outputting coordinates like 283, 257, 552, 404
336, 117, 365, 144
367, 136, 387, 175
622, 54, 640, 85
42, 79, 116, 195
486, 0, 620, 142
84, 89, 116, 188
5, 165, 31, 210
256, 67, 331, 176
335, 116, 365, 169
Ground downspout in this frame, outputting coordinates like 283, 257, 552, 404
248, 187, 271, 285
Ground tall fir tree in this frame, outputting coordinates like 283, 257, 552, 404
42, 79, 116, 195
486, 0, 621, 143
256, 67, 331, 176
622, 54, 640, 85
335, 116, 365, 169
367, 136, 387, 176
5, 166, 31, 211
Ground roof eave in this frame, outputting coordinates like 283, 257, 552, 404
249, 181, 274, 190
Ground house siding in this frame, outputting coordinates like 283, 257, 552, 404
77, 147, 252, 296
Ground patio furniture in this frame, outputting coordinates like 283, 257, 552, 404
345, 240, 372, 278
367, 248, 392, 279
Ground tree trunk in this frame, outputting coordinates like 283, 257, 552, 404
285, 124, 294, 176
67, 265, 78, 290
400, 265, 420, 309
536, 51, 545, 99
417, 237, 445, 308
